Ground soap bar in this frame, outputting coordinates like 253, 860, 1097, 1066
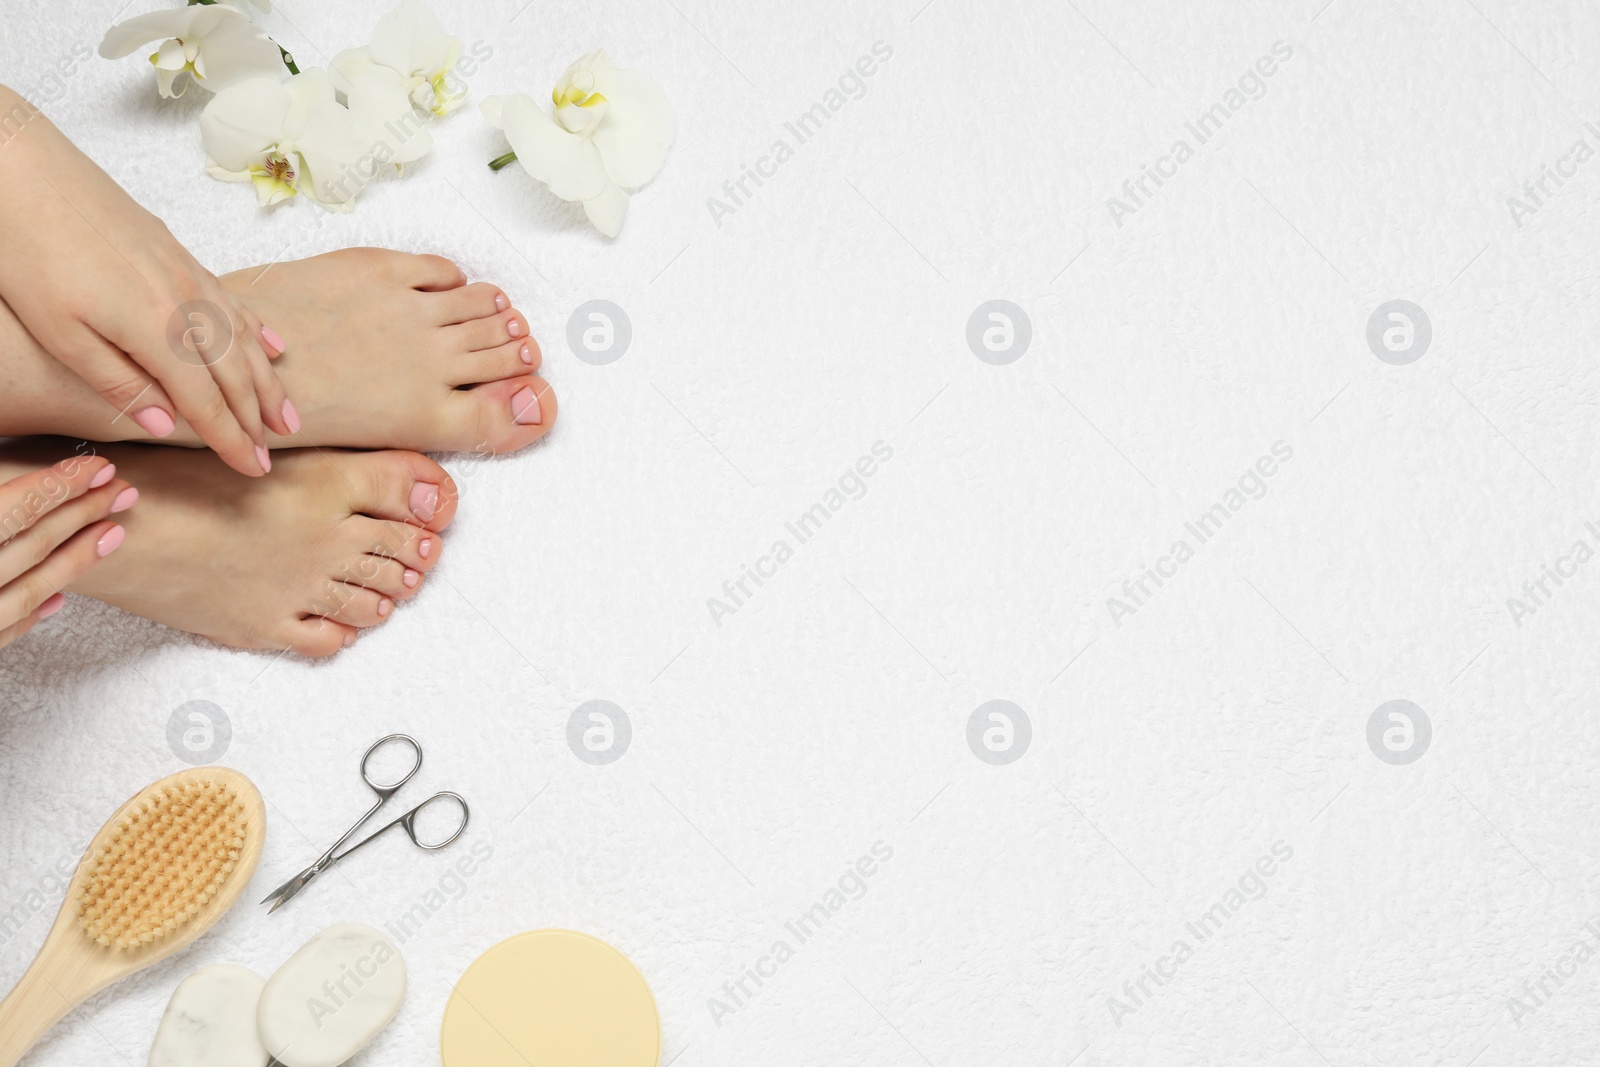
440, 929, 660, 1067
257, 924, 406, 1067
149, 964, 269, 1067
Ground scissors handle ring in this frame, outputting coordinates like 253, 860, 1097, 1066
403, 792, 471, 851
361, 733, 424, 797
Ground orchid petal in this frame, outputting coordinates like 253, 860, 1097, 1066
590, 67, 674, 188
152, 39, 188, 71
341, 63, 434, 165
369, 0, 460, 77
201, 76, 291, 171
192, 11, 284, 91
100, 9, 203, 60
583, 182, 629, 238
487, 93, 608, 203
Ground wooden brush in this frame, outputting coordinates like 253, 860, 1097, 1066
0, 766, 265, 1064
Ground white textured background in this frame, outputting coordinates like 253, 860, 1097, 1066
2, 0, 1599, 1063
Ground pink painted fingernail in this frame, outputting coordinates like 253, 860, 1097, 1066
410, 482, 439, 522
97, 525, 125, 557
110, 487, 138, 513
494, 292, 508, 312
256, 445, 272, 473
507, 318, 524, 338
132, 407, 175, 438
88, 464, 116, 489
519, 343, 532, 365
37, 593, 65, 620
261, 325, 286, 354
418, 537, 433, 559
512, 385, 541, 425
403, 568, 421, 588
377, 597, 393, 618
282, 399, 301, 434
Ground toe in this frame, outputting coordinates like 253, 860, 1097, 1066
310, 580, 394, 628
450, 337, 538, 386
431, 282, 509, 326
335, 548, 416, 600
464, 374, 557, 449
284, 616, 358, 657
445, 375, 557, 455
343, 450, 460, 530
408, 253, 469, 292
449, 308, 529, 353
347, 516, 439, 574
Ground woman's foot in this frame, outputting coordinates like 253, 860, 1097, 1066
0, 439, 457, 656
0, 248, 557, 454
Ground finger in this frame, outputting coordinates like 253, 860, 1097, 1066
233, 301, 294, 436
0, 518, 122, 625
0, 593, 63, 652
109, 296, 267, 476
46, 331, 179, 440
0, 478, 134, 588
0, 453, 117, 544
193, 305, 271, 453
129, 321, 267, 476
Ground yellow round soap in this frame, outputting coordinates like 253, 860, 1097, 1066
440, 929, 660, 1067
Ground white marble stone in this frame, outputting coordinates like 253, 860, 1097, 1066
257, 924, 406, 1067
148, 964, 268, 1067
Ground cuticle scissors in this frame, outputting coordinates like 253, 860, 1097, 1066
260, 734, 470, 914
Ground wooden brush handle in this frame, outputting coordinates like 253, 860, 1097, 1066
0, 938, 88, 1066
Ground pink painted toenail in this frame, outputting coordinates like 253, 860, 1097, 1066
403, 568, 420, 588
378, 597, 393, 617
110, 487, 138, 514
418, 537, 433, 559
342, 630, 355, 648
282, 399, 301, 434
519, 343, 532, 365
256, 445, 272, 473
512, 385, 541, 425
507, 318, 524, 338
132, 407, 175, 438
37, 593, 65, 620
495, 292, 508, 312
89, 464, 116, 489
410, 483, 439, 522
96, 525, 125, 557
260, 325, 286, 355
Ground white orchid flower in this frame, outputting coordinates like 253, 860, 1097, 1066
482, 50, 674, 237
330, 0, 463, 165
201, 70, 371, 209
99, 5, 283, 98
217, 0, 272, 11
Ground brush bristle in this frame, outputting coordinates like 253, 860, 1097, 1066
76, 779, 249, 950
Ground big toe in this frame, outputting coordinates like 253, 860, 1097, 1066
339, 450, 461, 530
441, 375, 558, 456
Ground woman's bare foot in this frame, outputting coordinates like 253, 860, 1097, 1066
0, 439, 457, 657
0, 248, 557, 454
0, 452, 136, 650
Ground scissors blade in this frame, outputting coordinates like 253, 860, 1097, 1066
260, 866, 319, 912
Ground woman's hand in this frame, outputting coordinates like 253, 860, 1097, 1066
0, 452, 135, 650
0, 84, 296, 477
